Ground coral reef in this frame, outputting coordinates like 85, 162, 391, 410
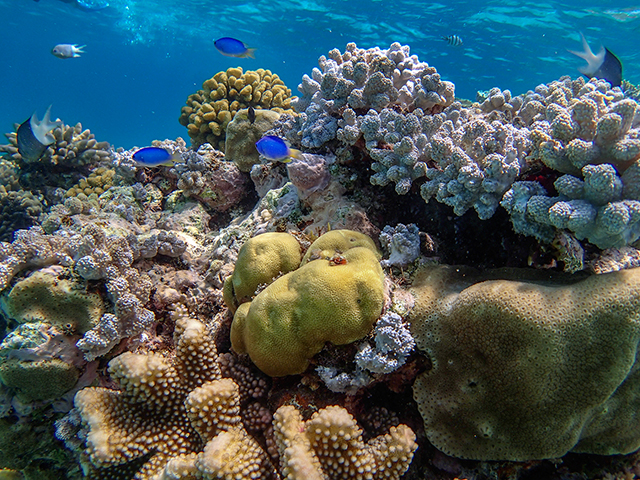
64, 166, 115, 198
179, 67, 295, 150
409, 264, 640, 461
273, 404, 417, 479
6, 38, 640, 480
229, 230, 385, 376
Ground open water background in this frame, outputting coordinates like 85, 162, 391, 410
1, 0, 639, 149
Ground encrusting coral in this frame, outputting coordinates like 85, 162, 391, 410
1, 268, 105, 334
409, 264, 640, 461
273, 404, 417, 480
228, 230, 385, 376
179, 67, 295, 150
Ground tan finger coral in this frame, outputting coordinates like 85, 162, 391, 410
273, 404, 417, 480
74, 314, 221, 477
74, 312, 277, 479
179, 67, 295, 150
409, 264, 640, 461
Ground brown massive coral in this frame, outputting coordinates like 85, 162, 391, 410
409, 264, 640, 461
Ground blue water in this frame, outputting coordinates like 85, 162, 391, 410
1, 0, 639, 150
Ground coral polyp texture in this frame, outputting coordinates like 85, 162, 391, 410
273, 404, 417, 480
228, 229, 385, 376
499, 77, 640, 248
74, 313, 279, 479
1, 268, 105, 334
179, 67, 295, 150
409, 264, 640, 461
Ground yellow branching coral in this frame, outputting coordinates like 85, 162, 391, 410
273, 404, 417, 480
73, 313, 278, 479
179, 67, 295, 150
65, 166, 116, 198
73, 309, 279, 479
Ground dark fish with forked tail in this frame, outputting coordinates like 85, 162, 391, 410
568, 32, 622, 87
17, 106, 62, 162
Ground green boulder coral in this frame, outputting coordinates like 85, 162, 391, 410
223, 232, 302, 313
409, 264, 640, 461
224, 108, 282, 172
1, 269, 104, 334
0, 358, 79, 402
229, 230, 385, 377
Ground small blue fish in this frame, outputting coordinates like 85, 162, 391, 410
568, 32, 622, 87
442, 34, 463, 47
17, 106, 62, 162
255, 136, 303, 163
214, 37, 256, 58
51, 44, 85, 59
132, 147, 181, 167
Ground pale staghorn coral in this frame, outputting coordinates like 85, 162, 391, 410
273, 404, 417, 480
293, 41, 455, 149
409, 264, 640, 461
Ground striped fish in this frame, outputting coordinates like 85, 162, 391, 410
442, 34, 463, 47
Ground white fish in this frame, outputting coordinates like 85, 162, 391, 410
567, 32, 622, 87
51, 44, 85, 59
442, 34, 463, 47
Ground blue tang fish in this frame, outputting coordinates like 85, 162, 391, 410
51, 44, 85, 59
568, 32, 622, 87
132, 147, 181, 167
214, 37, 256, 58
17, 106, 62, 162
255, 136, 303, 163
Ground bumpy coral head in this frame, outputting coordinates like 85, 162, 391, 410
230, 230, 385, 376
